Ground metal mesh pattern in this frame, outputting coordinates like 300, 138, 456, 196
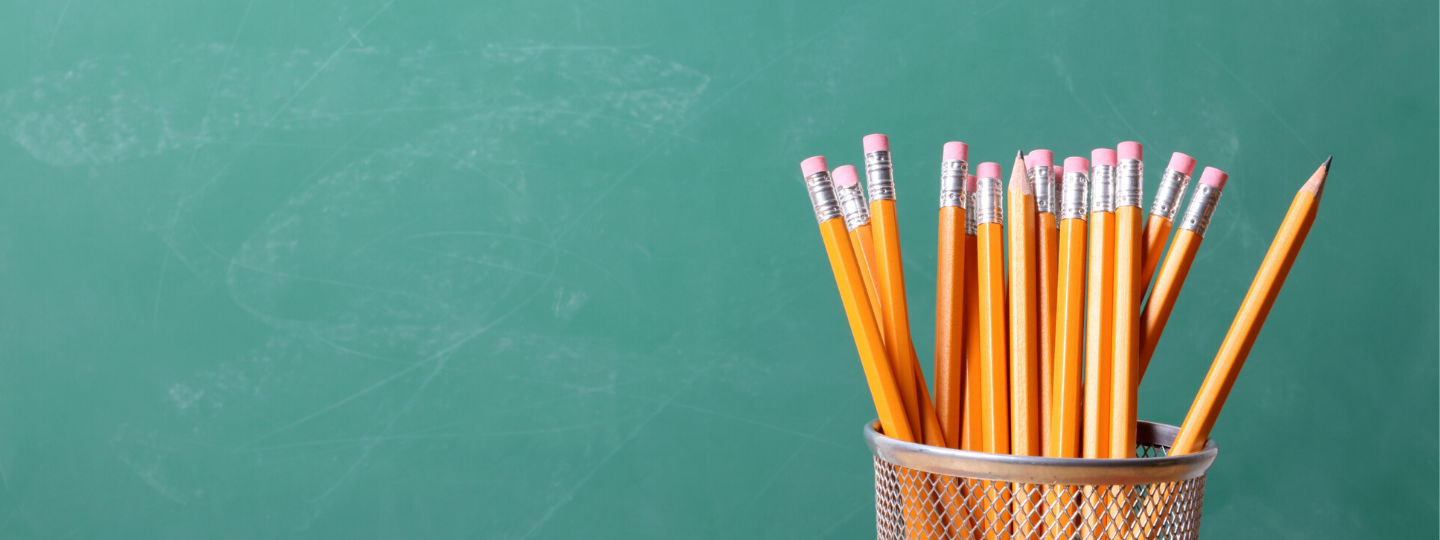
873, 442, 1207, 540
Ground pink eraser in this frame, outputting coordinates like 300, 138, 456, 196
800, 156, 828, 177
863, 134, 890, 153
1198, 167, 1228, 190
943, 141, 969, 161
1167, 152, 1197, 176
1053, 165, 1064, 177
1029, 150, 1054, 168
977, 162, 1001, 178
832, 165, 859, 187
1118, 141, 1143, 161
965, 174, 977, 192
1023, 153, 1033, 168
1064, 157, 1089, 173
1092, 148, 1117, 167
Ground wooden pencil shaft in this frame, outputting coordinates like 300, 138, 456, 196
959, 232, 984, 452
850, 225, 885, 336
935, 207, 968, 449
1082, 211, 1116, 459
1172, 189, 1319, 455
976, 222, 1011, 455
871, 200, 922, 427
1138, 230, 1202, 381
1009, 192, 1042, 457
1139, 214, 1173, 298
818, 218, 915, 442
1037, 211, 1059, 456
1046, 217, 1087, 458
1110, 206, 1143, 458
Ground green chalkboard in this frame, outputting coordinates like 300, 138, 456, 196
0, 0, 1432, 538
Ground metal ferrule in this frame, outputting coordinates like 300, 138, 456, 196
1059, 170, 1090, 221
865, 151, 895, 201
1178, 183, 1223, 237
834, 182, 870, 231
1090, 164, 1117, 214
939, 160, 968, 209
973, 176, 1003, 225
1149, 168, 1191, 221
1116, 158, 1144, 208
1029, 166, 1058, 215
964, 190, 978, 235
804, 171, 843, 224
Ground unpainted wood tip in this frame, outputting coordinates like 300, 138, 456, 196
1008, 152, 1033, 195
1301, 157, 1330, 199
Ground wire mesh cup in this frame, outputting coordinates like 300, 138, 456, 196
864, 420, 1218, 540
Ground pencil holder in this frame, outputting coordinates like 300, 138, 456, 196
864, 420, 1218, 540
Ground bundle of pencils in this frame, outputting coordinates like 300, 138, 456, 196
797, 135, 1328, 517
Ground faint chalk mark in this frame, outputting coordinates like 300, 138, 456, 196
746, 389, 864, 510
46, 0, 74, 51
1099, 85, 1143, 142
517, 365, 712, 540
1194, 41, 1319, 159
152, 248, 169, 332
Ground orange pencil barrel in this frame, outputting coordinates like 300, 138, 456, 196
974, 162, 1011, 540
1026, 150, 1060, 458
1170, 162, 1322, 455
935, 145, 970, 449
1080, 151, 1118, 539
1007, 156, 1042, 458
959, 183, 984, 453
1044, 158, 1088, 540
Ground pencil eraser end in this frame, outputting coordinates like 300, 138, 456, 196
965, 174, 977, 192
1118, 141, 1143, 160
943, 141, 968, 161
977, 162, 1001, 178
1064, 157, 1089, 173
1092, 148, 1117, 167
1053, 165, 1064, 177
1199, 167, 1228, 190
863, 134, 890, 153
800, 156, 828, 177
1168, 152, 1197, 176
1029, 149, 1054, 168
832, 165, 859, 187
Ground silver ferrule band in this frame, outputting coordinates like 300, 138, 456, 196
1149, 169, 1192, 222
1090, 164, 1117, 214
1030, 166, 1058, 215
835, 183, 870, 231
805, 171, 843, 224
974, 176, 1003, 225
1116, 158, 1144, 208
939, 159, 968, 209
865, 151, 895, 201
1178, 183, 1223, 237
965, 190, 978, 235
1059, 171, 1090, 221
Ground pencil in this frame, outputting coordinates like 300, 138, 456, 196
1080, 148, 1117, 539
959, 174, 984, 453
1046, 156, 1089, 459
1139, 153, 1197, 296
935, 142, 970, 449
1044, 157, 1088, 540
1170, 157, 1329, 455
1008, 152, 1042, 458
833, 165, 886, 331
974, 161, 1011, 539
1006, 152, 1042, 539
865, 134, 923, 429
1110, 141, 1144, 459
1082, 148, 1117, 460
1028, 150, 1060, 456
800, 156, 913, 442
1138, 167, 1228, 382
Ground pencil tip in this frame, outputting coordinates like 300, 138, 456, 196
1008, 153, 1033, 195
1302, 157, 1330, 199
1323, 156, 1332, 171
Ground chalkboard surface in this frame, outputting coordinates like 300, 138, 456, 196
0, 1, 1432, 538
